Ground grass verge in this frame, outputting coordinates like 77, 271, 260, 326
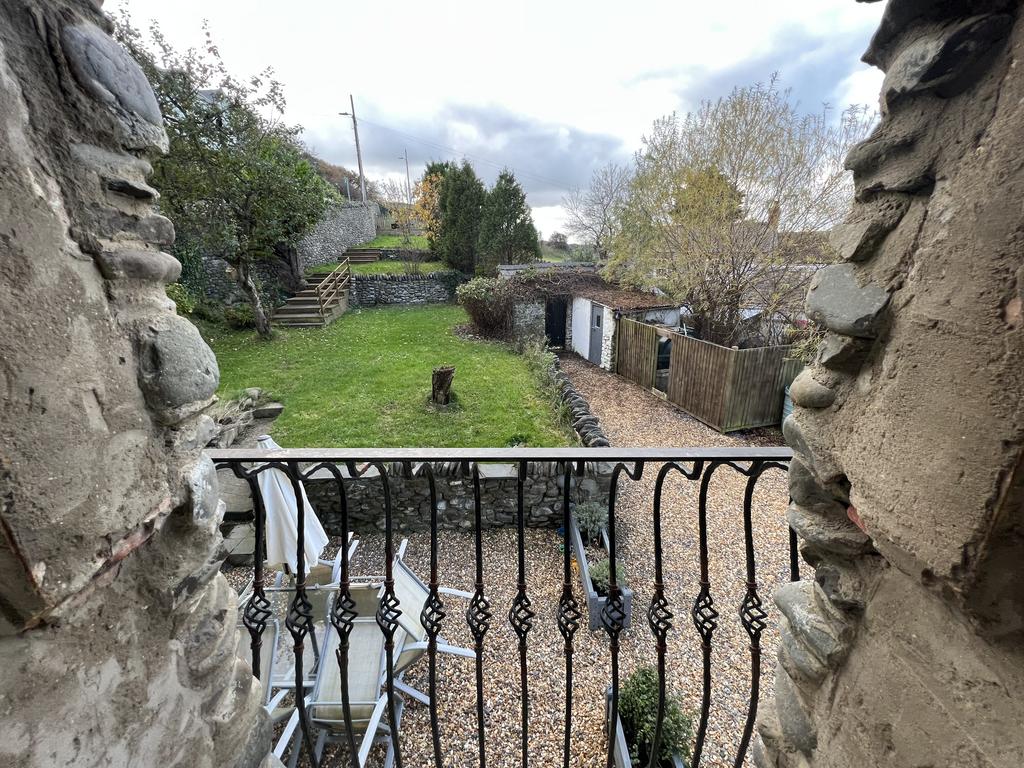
203, 305, 573, 448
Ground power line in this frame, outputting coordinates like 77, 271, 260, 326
353, 115, 575, 193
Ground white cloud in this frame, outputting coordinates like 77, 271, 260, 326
835, 66, 885, 111
112, 0, 885, 238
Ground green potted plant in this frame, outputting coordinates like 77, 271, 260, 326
608, 666, 693, 767
589, 557, 629, 597
573, 500, 608, 547
568, 503, 633, 631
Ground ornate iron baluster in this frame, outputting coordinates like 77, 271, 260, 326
603, 461, 644, 768
646, 460, 703, 768
508, 460, 534, 768
416, 462, 446, 768
466, 463, 492, 768
281, 460, 320, 768
734, 460, 788, 768
307, 462, 360, 768
237, 467, 271, 680
371, 462, 404, 768
690, 461, 727, 768
556, 462, 583, 768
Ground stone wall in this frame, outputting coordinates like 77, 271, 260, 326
201, 256, 291, 306
301, 462, 611, 534
0, 3, 267, 767
297, 202, 376, 271
758, 3, 1024, 768
512, 300, 546, 339
349, 272, 458, 307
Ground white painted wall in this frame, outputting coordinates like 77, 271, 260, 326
571, 297, 592, 359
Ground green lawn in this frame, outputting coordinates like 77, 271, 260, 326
310, 260, 445, 276
356, 233, 430, 250
205, 305, 571, 447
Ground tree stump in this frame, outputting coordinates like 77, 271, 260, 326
431, 365, 455, 405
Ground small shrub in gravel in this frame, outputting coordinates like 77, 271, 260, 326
574, 500, 608, 543
589, 557, 628, 596
619, 666, 693, 765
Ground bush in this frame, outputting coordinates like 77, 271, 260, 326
224, 303, 258, 329
165, 282, 197, 315
619, 666, 693, 765
456, 276, 514, 337
192, 300, 225, 324
574, 500, 608, 541
589, 557, 628, 596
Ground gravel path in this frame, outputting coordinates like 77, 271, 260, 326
236, 356, 793, 767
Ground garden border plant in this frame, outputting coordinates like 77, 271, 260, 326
568, 504, 634, 632
608, 666, 694, 768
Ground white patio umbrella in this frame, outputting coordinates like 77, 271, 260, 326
256, 435, 329, 577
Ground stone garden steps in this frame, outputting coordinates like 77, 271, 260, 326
273, 258, 351, 328
272, 287, 347, 328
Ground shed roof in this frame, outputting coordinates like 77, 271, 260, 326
572, 278, 676, 311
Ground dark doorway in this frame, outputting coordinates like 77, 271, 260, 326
545, 298, 567, 347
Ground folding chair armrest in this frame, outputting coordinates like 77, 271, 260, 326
273, 706, 302, 759
438, 587, 473, 599
358, 696, 390, 766
265, 689, 294, 725
402, 640, 476, 659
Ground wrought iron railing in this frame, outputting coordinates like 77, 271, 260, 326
209, 447, 796, 768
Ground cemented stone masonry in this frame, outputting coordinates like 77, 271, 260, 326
297, 203, 377, 271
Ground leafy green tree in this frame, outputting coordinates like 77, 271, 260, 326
115, 16, 339, 337
435, 161, 485, 273
476, 170, 540, 273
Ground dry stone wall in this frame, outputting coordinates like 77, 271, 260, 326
758, 3, 1024, 767
302, 462, 612, 533
0, 3, 267, 766
349, 272, 458, 307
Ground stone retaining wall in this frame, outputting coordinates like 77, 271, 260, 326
302, 461, 612, 534
297, 203, 377, 270
350, 272, 459, 307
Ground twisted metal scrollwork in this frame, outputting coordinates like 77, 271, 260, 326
691, 585, 719, 646
509, 591, 534, 640
467, 590, 492, 644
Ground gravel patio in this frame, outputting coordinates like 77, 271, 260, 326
238, 355, 794, 767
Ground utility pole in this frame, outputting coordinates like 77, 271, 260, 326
339, 95, 367, 205
401, 148, 412, 205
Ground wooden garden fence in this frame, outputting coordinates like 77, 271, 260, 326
616, 318, 804, 432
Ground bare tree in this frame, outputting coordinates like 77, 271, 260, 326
379, 177, 418, 244
562, 162, 631, 260
605, 76, 875, 346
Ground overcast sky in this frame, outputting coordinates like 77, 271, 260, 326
112, 0, 885, 239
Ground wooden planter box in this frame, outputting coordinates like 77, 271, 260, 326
606, 688, 687, 768
569, 514, 633, 632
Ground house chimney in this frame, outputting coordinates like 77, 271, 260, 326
767, 200, 781, 231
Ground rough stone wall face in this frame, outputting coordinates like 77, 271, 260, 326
512, 300, 545, 340
201, 256, 289, 306
296, 203, 376, 271
759, 2, 1024, 767
0, 3, 266, 766
349, 272, 457, 307
300, 463, 611, 533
